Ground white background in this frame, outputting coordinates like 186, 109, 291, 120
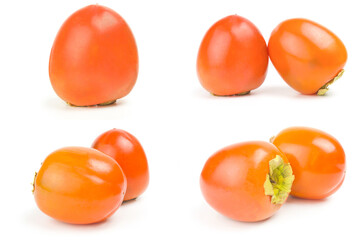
0, 0, 360, 239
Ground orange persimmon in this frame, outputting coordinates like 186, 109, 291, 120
197, 15, 268, 96
49, 5, 138, 106
200, 141, 294, 222
92, 129, 149, 201
33, 147, 127, 224
268, 18, 347, 95
271, 127, 346, 199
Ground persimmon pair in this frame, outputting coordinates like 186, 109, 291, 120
33, 129, 149, 224
197, 15, 347, 96
200, 127, 346, 222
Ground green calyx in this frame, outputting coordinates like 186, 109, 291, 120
264, 155, 295, 205
317, 69, 345, 96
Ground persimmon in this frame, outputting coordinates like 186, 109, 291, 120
49, 5, 138, 106
197, 15, 268, 96
268, 18, 347, 95
200, 141, 294, 222
33, 147, 127, 224
271, 127, 346, 199
92, 129, 149, 201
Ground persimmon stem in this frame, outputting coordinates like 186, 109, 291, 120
212, 91, 251, 97
264, 155, 295, 204
98, 100, 117, 106
66, 99, 117, 107
317, 69, 344, 96
32, 172, 38, 194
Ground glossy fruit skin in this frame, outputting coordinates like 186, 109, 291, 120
49, 5, 138, 106
92, 129, 149, 201
268, 18, 347, 95
197, 15, 268, 96
34, 147, 127, 224
271, 127, 346, 199
200, 141, 288, 222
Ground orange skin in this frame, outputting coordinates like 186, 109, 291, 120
200, 141, 289, 222
92, 129, 149, 201
33, 147, 127, 224
268, 18, 347, 94
197, 15, 268, 96
49, 5, 138, 106
271, 127, 346, 199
